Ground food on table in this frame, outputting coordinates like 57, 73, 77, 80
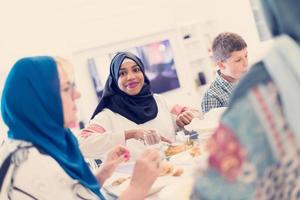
189, 146, 201, 157
172, 168, 184, 176
164, 145, 185, 157
160, 162, 174, 176
164, 141, 194, 157
111, 177, 129, 186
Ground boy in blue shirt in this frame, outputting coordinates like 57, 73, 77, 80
201, 32, 248, 113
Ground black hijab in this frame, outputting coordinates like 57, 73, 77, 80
262, 0, 300, 44
91, 52, 158, 124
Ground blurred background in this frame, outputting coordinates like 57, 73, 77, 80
0, 0, 269, 140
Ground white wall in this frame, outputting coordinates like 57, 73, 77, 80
213, 0, 261, 63
0, 0, 260, 130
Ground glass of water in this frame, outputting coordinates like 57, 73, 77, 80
144, 130, 161, 150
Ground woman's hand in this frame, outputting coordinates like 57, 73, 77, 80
176, 110, 195, 128
119, 149, 161, 200
125, 129, 152, 140
96, 145, 130, 184
160, 135, 172, 143
125, 129, 172, 144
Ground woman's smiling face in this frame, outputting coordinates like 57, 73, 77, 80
117, 59, 145, 95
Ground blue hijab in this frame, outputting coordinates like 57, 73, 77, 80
91, 52, 158, 124
1, 56, 105, 199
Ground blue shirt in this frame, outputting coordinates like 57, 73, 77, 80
201, 70, 235, 113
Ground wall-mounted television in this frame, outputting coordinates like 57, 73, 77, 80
88, 39, 180, 101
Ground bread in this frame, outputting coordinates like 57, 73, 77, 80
111, 177, 129, 186
164, 141, 194, 157
160, 162, 174, 176
189, 146, 201, 157
172, 168, 184, 176
164, 144, 185, 157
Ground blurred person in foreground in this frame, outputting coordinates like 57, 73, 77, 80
191, 0, 300, 199
0, 56, 161, 200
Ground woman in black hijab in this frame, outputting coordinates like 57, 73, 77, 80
91, 52, 158, 124
79, 52, 200, 157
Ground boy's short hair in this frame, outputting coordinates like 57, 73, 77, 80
212, 32, 247, 61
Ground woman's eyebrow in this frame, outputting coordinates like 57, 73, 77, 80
131, 64, 139, 68
119, 64, 138, 71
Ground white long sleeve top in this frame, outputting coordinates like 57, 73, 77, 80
0, 140, 99, 200
78, 94, 183, 159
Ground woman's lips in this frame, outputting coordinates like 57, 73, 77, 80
126, 82, 139, 89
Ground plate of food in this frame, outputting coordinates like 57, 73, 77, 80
103, 162, 186, 198
163, 140, 202, 157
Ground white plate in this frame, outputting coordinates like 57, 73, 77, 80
103, 171, 184, 198
103, 158, 195, 198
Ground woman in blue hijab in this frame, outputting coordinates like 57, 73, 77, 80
0, 56, 161, 200
191, 0, 300, 199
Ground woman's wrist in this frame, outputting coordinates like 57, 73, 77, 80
96, 164, 112, 185
125, 130, 136, 140
96, 169, 108, 185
